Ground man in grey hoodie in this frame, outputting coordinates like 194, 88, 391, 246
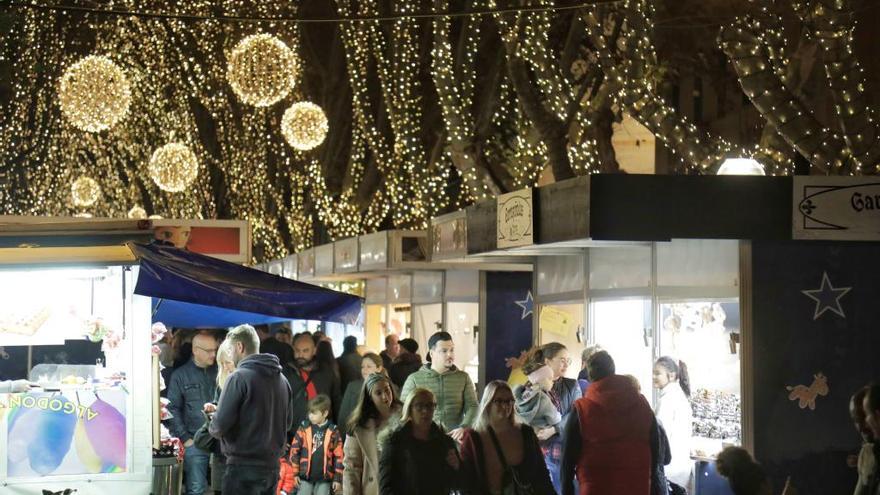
209, 324, 294, 495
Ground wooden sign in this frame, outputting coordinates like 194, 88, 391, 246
497, 188, 534, 249
793, 176, 880, 240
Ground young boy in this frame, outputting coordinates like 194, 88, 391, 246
279, 394, 343, 495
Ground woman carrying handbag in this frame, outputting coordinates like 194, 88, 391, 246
460, 381, 555, 495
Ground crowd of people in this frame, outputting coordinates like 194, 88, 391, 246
154, 324, 880, 495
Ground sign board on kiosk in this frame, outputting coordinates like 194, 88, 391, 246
152, 218, 251, 263
496, 188, 535, 249
793, 176, 880, 241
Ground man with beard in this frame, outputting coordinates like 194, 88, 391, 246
208, 324, 294, 495
400, 331, 477, 442
285, 332, 342, 428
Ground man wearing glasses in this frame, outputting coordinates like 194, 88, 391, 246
167, 331, 219, 495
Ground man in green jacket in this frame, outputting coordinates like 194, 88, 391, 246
400, 331, 478, 442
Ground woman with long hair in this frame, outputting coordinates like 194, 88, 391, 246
460, 380, 555, 495
316, 338, 341, 381
339, 353, 397, 429
653, 356, 694, 490
521, 343, 582, 493
194, 338, 234, 494
378, 388, 461, 495
342, 373, 402, 495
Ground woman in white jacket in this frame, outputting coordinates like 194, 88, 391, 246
653, 356, 694, 491
343, 372, 401, 495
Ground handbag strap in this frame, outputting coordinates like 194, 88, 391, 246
487, 426, 511, 470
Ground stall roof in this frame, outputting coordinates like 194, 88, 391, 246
131, 243, 363, 326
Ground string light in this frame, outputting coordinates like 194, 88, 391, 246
71, 176, 101, 207
57, 55, 131, 133
148, 143, 199, 193
281, 102, 329, 151
227, 34, 298, 107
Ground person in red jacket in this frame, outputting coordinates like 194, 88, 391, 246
278, 394, 344, 495
561, 351, 660, 495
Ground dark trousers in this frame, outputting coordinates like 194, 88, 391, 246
222, 464, 279, 495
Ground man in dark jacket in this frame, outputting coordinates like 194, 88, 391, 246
209, 324, 294, 495
284, 332, 342, 427
380, 333, 400, 370
256, 324, 294, 367
336, 335, 362, 394
561, 351, 661, 495
389, 338, 422, 389
166, 331, 218, 495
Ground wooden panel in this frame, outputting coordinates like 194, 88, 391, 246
466, 199, 498, 255
538, 176, 589, 243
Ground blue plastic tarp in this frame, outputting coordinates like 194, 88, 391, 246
151, 299, 290, 328
130, 242, 362, 326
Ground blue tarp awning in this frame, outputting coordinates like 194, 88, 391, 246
130, 242, 362, 327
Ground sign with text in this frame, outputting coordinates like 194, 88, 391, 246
793, 177, 880, 241
497, 188, 534, 249
3, 387, 128, 478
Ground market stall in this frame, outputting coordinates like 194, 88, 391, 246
0, 220, 361, 495
272, 226, 530, 386
458, 174, 832, 494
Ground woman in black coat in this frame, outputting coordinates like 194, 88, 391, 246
378, 388, 461, 495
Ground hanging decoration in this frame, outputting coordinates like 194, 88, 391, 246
57, 55, 132, 133
127, 206, 147, 219
227, 34, 298, 107
281, 101, 329, 151
71, 176, 101, 207
148, 143, 199, 193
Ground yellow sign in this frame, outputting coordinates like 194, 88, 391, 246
540, 306, 575, 336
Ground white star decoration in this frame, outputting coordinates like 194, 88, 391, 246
514, 291, 534, 320
801, 272, 851, 320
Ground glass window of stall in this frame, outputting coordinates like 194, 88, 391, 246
411, 271, 443, 362
536, 255, 587, 379
656, 239, 741, 460
587, 245, 654, 392
0, 265, 152, 483
444, 270, 480, 384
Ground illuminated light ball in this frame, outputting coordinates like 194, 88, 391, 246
227, 34, 298, 107
127, 206, 147, 219
71, 176, 101, 207
148, 143, 199, 193
58, 55, 132, 133
281, 102, 329, 151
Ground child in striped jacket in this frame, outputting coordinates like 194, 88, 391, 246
278, 394, 344, 495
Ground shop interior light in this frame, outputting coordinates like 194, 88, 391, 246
717, 158, 766, 176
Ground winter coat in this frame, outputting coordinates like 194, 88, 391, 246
561, 374, 655, 495
342, 413, 401, 495
551, 377, 582, 436
166, 358, 217, 442
400, 364, 478, 431
278, 421, 344, 492
337, 352, 362, 394
514, 383, 562, 430
209, 353, 294, 467
284, 362, 342, 427
193, 387, 226, 492
378, 421, 461, 495
459, 425, 555, 495
655, 384, 693, 487
389, 351, 422, 390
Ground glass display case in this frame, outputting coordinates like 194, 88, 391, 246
0, 265, 152, 490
